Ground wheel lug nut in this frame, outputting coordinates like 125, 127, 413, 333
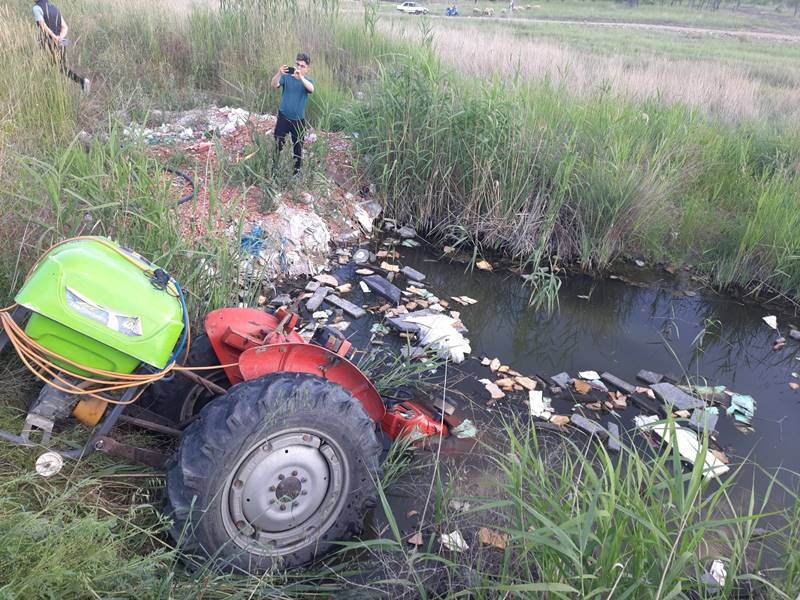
278, 474, 285, 480
233, 479, 243, 489
301, 490, 307, 495
262, 443, 272, 452
292, 501, 298, 507
235, 520, 245, 529
300, 477, 307, 483
302, 434, 310, 442
291, 470, 298, 476
280, 504, 286, 511
269, 485, 276, 491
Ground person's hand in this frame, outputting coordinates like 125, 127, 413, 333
293, 70, 303, 80
279, 64, 289, 75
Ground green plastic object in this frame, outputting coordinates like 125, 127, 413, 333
15, 238, 184, 373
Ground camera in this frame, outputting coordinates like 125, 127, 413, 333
286, 66, 295, 75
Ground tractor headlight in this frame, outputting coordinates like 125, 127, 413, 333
66, 287, 142, 336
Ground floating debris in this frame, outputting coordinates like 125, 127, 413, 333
762, 315, 778, 330
570, 414, 607, 438
362, 274, 402, 305
314, 273, 339, 287
607, 422, 621, 452
305, 286, 330, 311
578, 370, 600, 380
689, 407, 719, 433
401, 265, 426, 282
726, 394, 756, 426
407, 532, 424, 546
650, 382, 705, 411
475, 260, 493, 271
325, 294, 366, 319
641, 419, 730, 480
528, 390, 553, 420
637, 369, 663, 385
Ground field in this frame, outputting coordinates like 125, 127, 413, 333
1, 0, 800, 596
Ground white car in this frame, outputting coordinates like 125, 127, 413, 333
396, 1, 429, 14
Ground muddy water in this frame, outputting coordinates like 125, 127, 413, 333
335, 246, 800, 518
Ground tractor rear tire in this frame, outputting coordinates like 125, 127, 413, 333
140, 334, 227, 425
165, 372, 382, 573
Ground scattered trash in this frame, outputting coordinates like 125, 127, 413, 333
407, 510, 419, 518
35, 451, 63, 477
634, 259, 645, 267
650, 382, 705, 411
790, 383, 800, 391
515, 376, 537, 391
408, 532, 424, 546
641, 419, 730, 480
311, 310, 329, 320
637, 369, 663, 385
528, 390, 553, 420
762, 315, 778, 330
440, 530, 469, 552
478, 527, 509, 550
325, 294, 366, 319
404, 314, 471, 363
551, 372, 572, 387
397, 225, 416, 239
336, 283, 352, 294
401, 266, 426, 282
571, 414, 607, 438
362, 274, 402, 305
726, 394, 756, 426
449, 500, 471, 513
451, 419, 477, 439
489, 358, 501, 372
380, 261, 400, 273
359, 280, 370, 293
601, 372, 636, 395
305, 286, 330, 311
549, 415, 570, 426
356, 268, 375, 276
401, 239, 420, 247
578, 370, 600, 380
607, 422, 621, 452
700, 559, 727, 590
482, 381, 505, 400
573, 379, 592, 394
689, 407, 719, 433
790, 329, 800, 341
314, 273, 339, 287
475, 260, 493, 271
352, 248, 370, 264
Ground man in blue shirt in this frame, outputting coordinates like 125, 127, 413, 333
271, 52, 315, 174
32, 0, 90, 92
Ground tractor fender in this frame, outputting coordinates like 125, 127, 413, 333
238, 343, 385, 423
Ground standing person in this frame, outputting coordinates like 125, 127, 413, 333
270, 53, 315, 175
32, 0, 90, 92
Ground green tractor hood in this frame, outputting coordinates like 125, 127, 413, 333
15, 238, 184, 372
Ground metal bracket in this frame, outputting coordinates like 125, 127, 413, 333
93, 436, 168, 469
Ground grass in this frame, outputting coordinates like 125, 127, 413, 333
338, 418, 800, 597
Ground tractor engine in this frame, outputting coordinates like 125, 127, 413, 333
13, 238, 185, 439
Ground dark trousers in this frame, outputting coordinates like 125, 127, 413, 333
42, 39, 85, 88
273, 112, 305, 173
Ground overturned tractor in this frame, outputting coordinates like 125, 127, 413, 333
0, 237, 448, 572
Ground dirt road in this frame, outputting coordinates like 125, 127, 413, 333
470, 15, 800, 43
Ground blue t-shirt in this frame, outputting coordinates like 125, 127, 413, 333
278, 73, 314, 121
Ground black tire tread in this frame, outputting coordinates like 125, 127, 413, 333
165, 372, 382, 573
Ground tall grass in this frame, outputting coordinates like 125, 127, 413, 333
347, 420, 800, 597
345, 50, 800, 302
